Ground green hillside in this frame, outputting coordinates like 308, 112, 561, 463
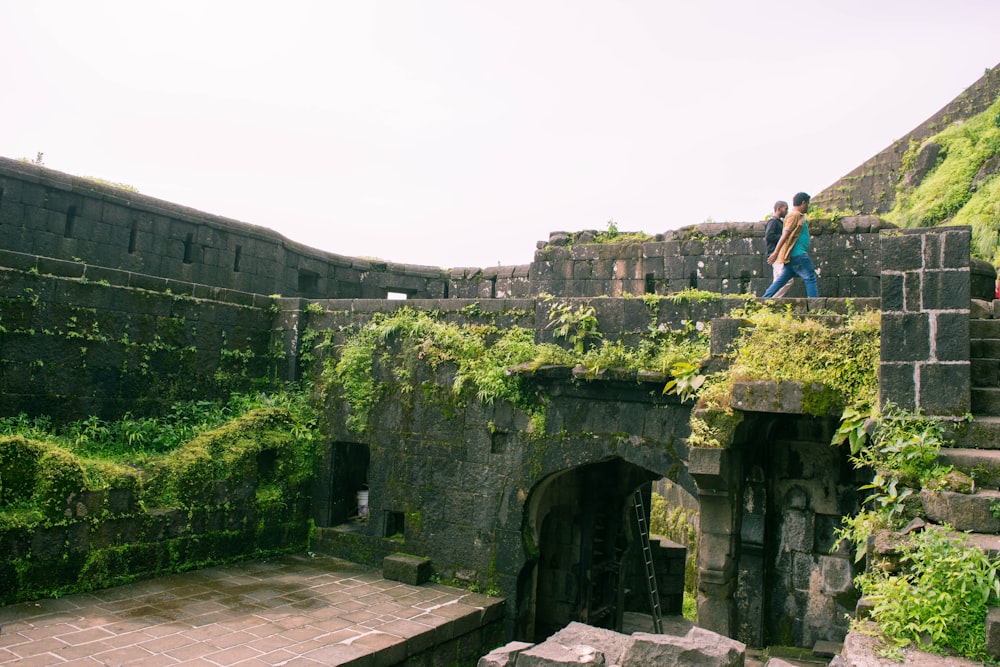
884, 95, 1000, 265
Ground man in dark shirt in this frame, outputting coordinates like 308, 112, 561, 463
764, 200, 790, 296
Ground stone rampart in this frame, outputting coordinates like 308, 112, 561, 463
3, 157, 907, 305
532, 217, 888, 299
0, 157, 530, 301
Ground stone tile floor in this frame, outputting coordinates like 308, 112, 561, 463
0, 553, 499, 666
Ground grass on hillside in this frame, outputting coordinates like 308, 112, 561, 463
887, 95, 1000, 265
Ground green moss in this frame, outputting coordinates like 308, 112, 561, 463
887, 95, 1000, 262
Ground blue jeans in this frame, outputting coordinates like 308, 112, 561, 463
763, 253, 817, 298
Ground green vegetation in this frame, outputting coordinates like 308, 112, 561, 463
323, 308, 566, 434
832, 406, 1000, 662
322, 305, 711, 436
0, 389, 317, 516
591, 219, 655, 245
0, 389, 319, 602
886, 95, 1000, 264
690, 307, 880, 448
544, 297, 602, 355
548, 219, 656, 247
854, 526, 999, 662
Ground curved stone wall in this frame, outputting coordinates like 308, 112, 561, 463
0, 157, 530, 301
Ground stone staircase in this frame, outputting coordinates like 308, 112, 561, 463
931, 308, 1000, 553
865, 306, 1000, 658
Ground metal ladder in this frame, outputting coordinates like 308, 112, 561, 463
632, 487, 663, 633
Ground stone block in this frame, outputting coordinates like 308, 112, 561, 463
688, 447, 730, 490
934, 311, 970, 361
516, 640, 605, 666
477, 641, 534, 667
921, 269, 970, 310
625, 624, 745, 667
544, 623, 630, 665
880, 273, 906, 313
820, 555, 854, 595
986, 606, 1000, 661
382, 552, 432, 585
710, 317, 752, 356
918, 362, 970, 416
880, 231, 923, 272
781, 510, 815, 553
878, 362, 917, 411
880, 313, 929, 361
921, 488, 1000, 532
942, 227, 972, 269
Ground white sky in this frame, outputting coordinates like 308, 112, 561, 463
2, 1, 999, 269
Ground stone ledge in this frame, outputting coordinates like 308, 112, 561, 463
382, 552, 432, 585
730, 380, 841, 415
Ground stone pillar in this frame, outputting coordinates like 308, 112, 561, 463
879, 227, 970, 416
688, 447, 741, 638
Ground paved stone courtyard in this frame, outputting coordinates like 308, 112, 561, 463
0, 553, 502, 666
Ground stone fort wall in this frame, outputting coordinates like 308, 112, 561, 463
3, 157, 896, 304
0, 157, 527, 301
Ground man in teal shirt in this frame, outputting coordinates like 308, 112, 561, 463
762, 192, 818, 298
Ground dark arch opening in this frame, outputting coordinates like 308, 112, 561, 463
515, 457, 679, 642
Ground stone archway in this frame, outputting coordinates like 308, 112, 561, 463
515, 457, 662, 642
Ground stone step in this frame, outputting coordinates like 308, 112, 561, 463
965, 531, 1000, 559
972, 388, 1000, 416
937, 448, 1000, 489
944, 416, 1000, 450
972, 319, 1000, 339
973, 358, 1000, 387
921, 488, 1000, 533
972, 338, 1000, 359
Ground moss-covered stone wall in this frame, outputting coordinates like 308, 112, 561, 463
0, 408, 317, 605
0, 263, 284, 421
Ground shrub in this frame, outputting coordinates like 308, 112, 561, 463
856, 526, 1000, 662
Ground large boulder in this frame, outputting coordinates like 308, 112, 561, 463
488, 618, 746, 667
622, 625, 745, 666
478, 641, 534, 667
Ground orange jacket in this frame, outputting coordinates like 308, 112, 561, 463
774, 210, 805, 265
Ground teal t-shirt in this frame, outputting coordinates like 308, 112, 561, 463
791, 219, 810, 257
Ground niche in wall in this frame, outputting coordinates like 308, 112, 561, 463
322, 441, 370, 526
298, 269, 319, 295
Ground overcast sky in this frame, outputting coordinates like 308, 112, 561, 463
2, 1, 999, 268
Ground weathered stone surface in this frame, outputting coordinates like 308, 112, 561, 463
506, 620, 747, 667
382, 553, 433, 585
840, 623, 986, 666
920, 488, 1000, 533
986, 606, 1000, 661
545, 623, 630, 665
477, 641, 534, 667
516, 641, 605, 666
622, 625, 745, 667
902, 141, 942, 189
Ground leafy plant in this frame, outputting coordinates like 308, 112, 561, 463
324, 308, 553, 434
855, 526, 1000, 662
663, 360, 705, 401
886, 95, 1000, 264
833, 405, 952, 558
544, 298, 601, 355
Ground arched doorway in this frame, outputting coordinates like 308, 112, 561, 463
515, 457, 662, 641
